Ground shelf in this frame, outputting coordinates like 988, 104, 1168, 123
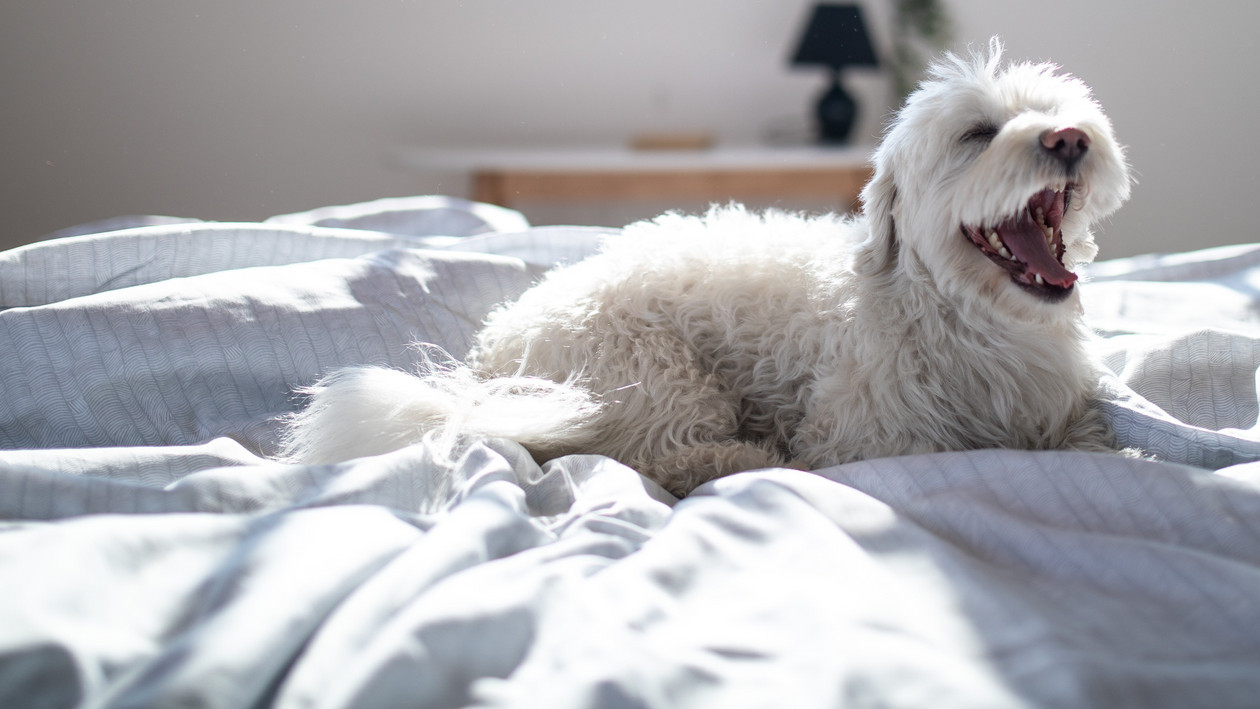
392, 144, 874, 209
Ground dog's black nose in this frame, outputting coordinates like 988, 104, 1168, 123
1041, 127, 1091, 167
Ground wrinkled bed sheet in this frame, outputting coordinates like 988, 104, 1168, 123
1, 197, 1259, 708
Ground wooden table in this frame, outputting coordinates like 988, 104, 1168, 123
393, 145, 874, 212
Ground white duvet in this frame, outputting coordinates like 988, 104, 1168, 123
1, 197, 1259, 708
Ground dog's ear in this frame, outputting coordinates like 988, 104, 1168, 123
853, 165, 899, 277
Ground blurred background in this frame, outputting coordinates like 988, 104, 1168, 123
2, 0, 1256, 258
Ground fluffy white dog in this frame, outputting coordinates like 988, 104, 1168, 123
283, 41, 1132, 496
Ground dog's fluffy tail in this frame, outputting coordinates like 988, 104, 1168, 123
279, 357, 602, 465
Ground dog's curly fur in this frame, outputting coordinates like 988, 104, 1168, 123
282, 41, 1132, 497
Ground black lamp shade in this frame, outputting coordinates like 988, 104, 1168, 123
791, 5, 878, 70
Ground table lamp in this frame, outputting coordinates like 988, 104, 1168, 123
790, 4, 879, 144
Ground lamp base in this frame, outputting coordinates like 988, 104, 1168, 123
815, 73, 857, 144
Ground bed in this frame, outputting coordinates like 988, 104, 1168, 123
1, 196, 1258, 708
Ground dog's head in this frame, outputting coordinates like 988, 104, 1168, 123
855, 38, 1131, 320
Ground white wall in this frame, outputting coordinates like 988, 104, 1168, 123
2, 1, 1256, 258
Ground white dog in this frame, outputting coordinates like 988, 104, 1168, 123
283, 41, 1131, 496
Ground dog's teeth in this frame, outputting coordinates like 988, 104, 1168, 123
987, 231, 1001, 249
1035, 274, 1045, 285
999, 246, 1013, 260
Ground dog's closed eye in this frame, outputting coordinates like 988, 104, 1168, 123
961, 124, 999, 144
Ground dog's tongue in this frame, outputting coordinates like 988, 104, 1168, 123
997, 212, 1077, 288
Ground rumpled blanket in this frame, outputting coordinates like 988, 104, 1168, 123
1, 197, 1258, 708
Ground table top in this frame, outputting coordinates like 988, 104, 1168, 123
393, 144, 874, 173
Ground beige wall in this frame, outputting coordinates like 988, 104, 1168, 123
2, 1, 1255, 258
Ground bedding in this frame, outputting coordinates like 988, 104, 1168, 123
1, 196, 1259, 708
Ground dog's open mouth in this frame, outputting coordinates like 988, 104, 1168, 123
961, 187, 1076, 302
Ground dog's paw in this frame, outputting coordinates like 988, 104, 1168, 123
1117, 446, 1158, 462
